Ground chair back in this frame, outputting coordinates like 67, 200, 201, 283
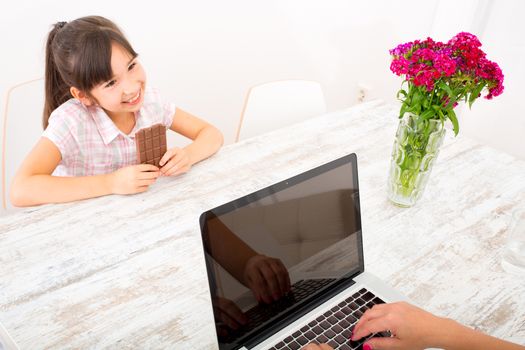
1, 78, 44, 209
236, 80, 326, 141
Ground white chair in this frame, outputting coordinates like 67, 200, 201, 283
1, 77, 44, 210
235, 80, 327, 142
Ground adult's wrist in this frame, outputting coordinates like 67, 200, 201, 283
431, 317, 468, 350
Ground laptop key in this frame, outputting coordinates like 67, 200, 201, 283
327, 316, 339, 325
345, 314, 358, 324
296, 336, 309, 346
340, 306, 352, 315
341, 328, 352, 338
327, 340, 338, 349
304, 331, 316, 340
312, 325, 324, 334
288, 341, 301, 350
320, 320, 332, 330
317, 334, 329, 343
356, 297, 366, 306
335, 334, 347, 344
330, 304, 340, 313
365, 301, 375, 310
372, 296, 385, 304
332, 324, 343, 333
334, 311, 345, 319
338, 319, 350, 329
323, 329, 336, 339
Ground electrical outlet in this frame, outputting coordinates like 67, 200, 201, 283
357, 84, 371, 103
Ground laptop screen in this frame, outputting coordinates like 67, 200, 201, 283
199, 153, 364, 349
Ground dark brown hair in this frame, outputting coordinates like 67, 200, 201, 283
43, 16, 138, 129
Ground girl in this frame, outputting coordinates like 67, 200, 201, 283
10, 16, 223, 207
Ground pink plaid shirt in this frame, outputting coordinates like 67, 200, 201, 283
43, 87, 176, 176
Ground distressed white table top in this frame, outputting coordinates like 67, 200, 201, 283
1, 101, 524, 349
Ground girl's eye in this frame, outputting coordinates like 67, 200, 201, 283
105, 80, 116, 88
128, 62, 136, 71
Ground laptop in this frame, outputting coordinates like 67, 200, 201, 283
199, 153, 408, 350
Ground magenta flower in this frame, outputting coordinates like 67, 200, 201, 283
389, 32, 504, 135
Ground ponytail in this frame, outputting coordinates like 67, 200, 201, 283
42, 17, 137, 129
43, 21, 71, 129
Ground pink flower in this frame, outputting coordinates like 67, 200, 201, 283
389, 31, 504, 101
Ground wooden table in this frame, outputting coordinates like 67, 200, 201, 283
1, 101, 524, 349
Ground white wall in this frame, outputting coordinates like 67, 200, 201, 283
1, 0, 523, 158
431, 0, 525, 159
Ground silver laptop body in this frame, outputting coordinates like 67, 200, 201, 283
199, 153, 408, 350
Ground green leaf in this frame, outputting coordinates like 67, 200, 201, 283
397, 89, 408, 99
468, 82, 486, 108
447, 108, 459, 136
420, 109, 435, 120
437, 109, 445, 122
438, 81, 453, 97
399, 103, 407, 118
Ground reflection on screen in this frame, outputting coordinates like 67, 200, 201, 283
202, 160, 362, 349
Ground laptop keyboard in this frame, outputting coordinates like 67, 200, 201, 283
221, 279, 335, 343
268, 288, 386, 350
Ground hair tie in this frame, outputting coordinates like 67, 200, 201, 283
56, 21, 67, 29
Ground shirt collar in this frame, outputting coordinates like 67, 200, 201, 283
89, 106, 139, 145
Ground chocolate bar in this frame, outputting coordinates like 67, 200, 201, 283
135, 123, 167, 167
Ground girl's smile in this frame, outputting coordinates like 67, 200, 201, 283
122, 89, 142, 105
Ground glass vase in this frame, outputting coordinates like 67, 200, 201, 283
387, 112, 446, 207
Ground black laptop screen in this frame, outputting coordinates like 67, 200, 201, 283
199, 154, 363, 349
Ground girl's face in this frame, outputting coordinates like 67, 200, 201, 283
90, 43, 146, 120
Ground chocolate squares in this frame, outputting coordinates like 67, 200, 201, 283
135, 123, 167, 167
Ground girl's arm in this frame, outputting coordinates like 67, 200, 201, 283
10, 138, 159, 207
158, 108, 223, 175
171, 107, 224, 164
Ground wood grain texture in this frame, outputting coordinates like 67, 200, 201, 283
1, 101, 524, 348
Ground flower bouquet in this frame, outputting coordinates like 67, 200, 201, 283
387, 32, 504, 207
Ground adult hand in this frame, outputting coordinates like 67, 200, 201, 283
243, 254, 291, 304
213, 296, 248, 336
109, 164, 160, 194
159, 147, 192, 176
351, 301, 444, 350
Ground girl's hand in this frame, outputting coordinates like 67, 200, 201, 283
109, 164, 160, 194
159, 147, 192, 176
351, 301, 444, 350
